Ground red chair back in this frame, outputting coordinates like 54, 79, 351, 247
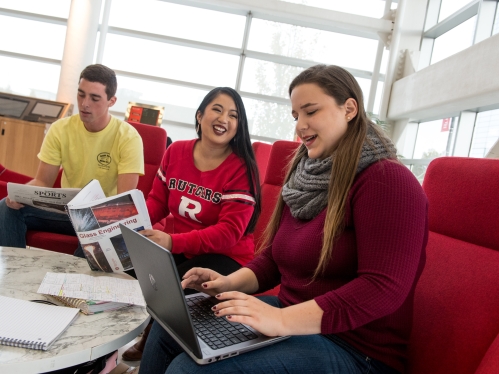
251, 142, 272, 186
252, 141, 299, 297
52, 168, 63, 188
127, 121, 167, 196
407, 157, 499, 374
253, 141, 300, 249
0, 163, 32, 184
0, 163, 32, 199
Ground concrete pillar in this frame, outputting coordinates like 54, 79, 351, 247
56, 0, 102, 110
379, 0, 429, 121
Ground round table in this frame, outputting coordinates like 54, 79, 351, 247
0, 246, 150, 373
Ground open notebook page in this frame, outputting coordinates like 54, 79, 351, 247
0, 295, 79, 350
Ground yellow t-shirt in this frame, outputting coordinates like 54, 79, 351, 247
38, 114, 144, 197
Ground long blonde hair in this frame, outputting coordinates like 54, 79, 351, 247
259, 65, 395, 279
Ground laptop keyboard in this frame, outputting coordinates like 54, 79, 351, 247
187, 295, 259, 350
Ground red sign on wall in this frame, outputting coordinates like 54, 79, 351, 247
441, 118, 451, 132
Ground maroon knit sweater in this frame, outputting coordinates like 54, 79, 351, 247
246, 160, 428, 373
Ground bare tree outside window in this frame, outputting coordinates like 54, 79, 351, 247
249, 23, 319, 140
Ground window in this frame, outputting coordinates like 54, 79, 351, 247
469, 109, 499, 157
0, 0, 390, 144
240, 58, 304, 98
494, 5, 499, 35
0, 15, 66, 60
243, 98, 294, 140
405, 117, 456, 183
431, 16, 477, 64
0, 55, 60, 99
438, 0, 475, 22
413, 118, 458, 159
373, 81, 384, 115
248, 19, 378, 72
115, 75, 209, 125
103, 34, 239, 88
278, 0, 390, 18
355, 77, 371, 110
108, 0, 245, 48
0, 0, 70, 18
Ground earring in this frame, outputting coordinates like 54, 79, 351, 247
347, 117, 351, 121
195, 123, 200, 133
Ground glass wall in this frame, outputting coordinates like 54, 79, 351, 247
0, 1, 68, 98
0, 0, 389, 142
108, 1, 246, 47
469, 109, 499, 157
430, 16, 476, 64
494, 5, 499, 35
438, 0, 475, 21
101, 1, 389, 141
0, 0, 70, 17
278, 0, 394, 18
413, 118, 458, 159
405, 117, 457, 182
0, 56, 60, 100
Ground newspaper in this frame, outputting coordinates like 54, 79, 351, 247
7, 183, 81, 214
66, 180, 152, 273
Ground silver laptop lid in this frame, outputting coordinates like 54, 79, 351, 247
120, 224, 203, 359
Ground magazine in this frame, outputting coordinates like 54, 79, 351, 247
66, 180, 152, 273
7, 183, 81, 214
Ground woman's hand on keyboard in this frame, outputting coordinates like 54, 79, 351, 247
211, 292, 285, 337
181, 267, 230, 296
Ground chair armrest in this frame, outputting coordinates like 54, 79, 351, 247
0, 181, 7, 200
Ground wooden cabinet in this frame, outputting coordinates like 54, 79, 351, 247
0, 118, 48, 178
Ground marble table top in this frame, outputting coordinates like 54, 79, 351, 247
0, 246, 150, 373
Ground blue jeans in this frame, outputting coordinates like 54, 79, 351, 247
0, 198, 76, 248
140, 296, 400, 374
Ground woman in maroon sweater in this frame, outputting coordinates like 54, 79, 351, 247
140, 65, 428, 374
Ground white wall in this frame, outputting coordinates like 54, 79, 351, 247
388, 33, 499, 122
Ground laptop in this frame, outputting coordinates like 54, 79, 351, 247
120, 224, 289, 365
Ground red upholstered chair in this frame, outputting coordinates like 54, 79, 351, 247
23, 168, 79, 254
52, 167, 63, 188
0, 165, 77, 254
126, 121, 171, 233
251, 141, 272, 186
25, 122, 167, 254
406, 157, 499, 374
253, 140, 299, 249
127, 121, 167, 197
0, 163, 32, 199
253, 140, 300, 297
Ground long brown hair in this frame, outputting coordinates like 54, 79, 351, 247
259, 65, 395, 279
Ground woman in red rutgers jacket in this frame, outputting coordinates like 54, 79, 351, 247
122, 87, 261, 361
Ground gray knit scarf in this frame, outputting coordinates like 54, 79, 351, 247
282, 125, 397, 220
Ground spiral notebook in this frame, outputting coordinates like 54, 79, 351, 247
0, 295, 79, 350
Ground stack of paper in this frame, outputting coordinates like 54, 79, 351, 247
37, 272, 146, 314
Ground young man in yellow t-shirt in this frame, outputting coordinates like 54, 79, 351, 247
0, 64, 144, 249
